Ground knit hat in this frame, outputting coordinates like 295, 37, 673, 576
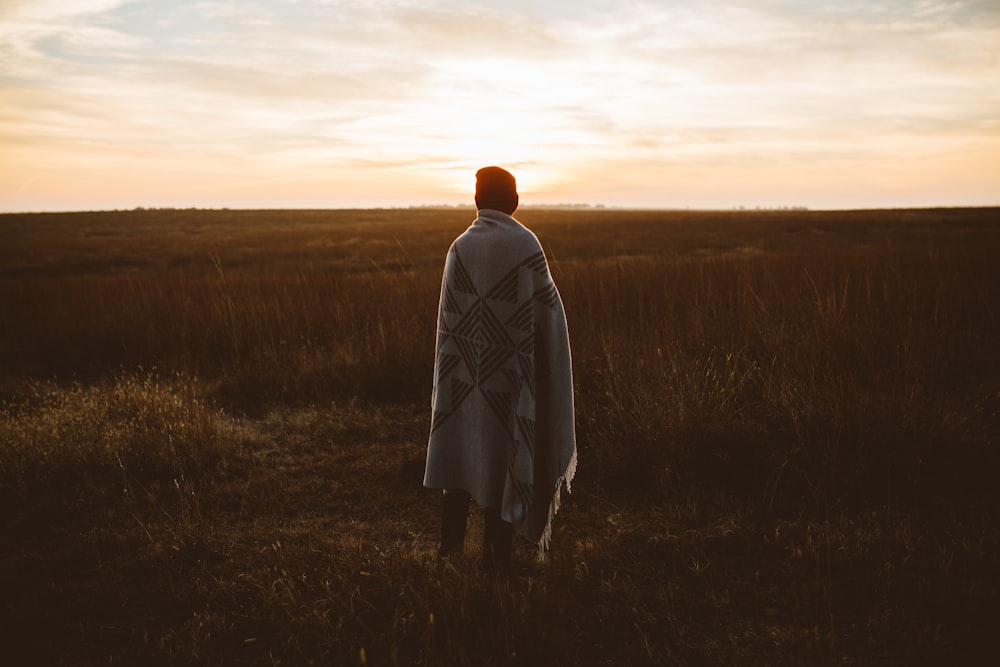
475, 166, 517, 202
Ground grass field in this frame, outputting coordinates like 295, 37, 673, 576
1, 206, 998, 665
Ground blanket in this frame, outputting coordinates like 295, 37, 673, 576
424, 209, 577, 550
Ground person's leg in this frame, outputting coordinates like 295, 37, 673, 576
482, 506, 514, 573
439, 490, 471, 557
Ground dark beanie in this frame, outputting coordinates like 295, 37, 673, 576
475, 166, 517, 201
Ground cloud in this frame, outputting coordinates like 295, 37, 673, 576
0, 0, 133, 22
1, 0, 998, 210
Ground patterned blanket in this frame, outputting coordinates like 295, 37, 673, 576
424, 209, 577, 550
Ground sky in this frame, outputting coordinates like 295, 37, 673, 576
1, 0, 998, 212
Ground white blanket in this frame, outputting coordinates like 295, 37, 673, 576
424, 209, 577, 550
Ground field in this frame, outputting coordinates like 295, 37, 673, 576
1, 206, 998, 665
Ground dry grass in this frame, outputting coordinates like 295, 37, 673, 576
1, 206, 999, 665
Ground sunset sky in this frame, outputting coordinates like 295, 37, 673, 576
2, 0, 998, 212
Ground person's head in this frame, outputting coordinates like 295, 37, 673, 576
475, 166, 518, 214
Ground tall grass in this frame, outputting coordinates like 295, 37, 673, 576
1, 207, 998, 664
1, 265, 440, 409
566, 242, 1000, 515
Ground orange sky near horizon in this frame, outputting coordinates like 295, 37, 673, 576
1, 0, 999, 212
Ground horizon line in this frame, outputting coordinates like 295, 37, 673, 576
3, 203, 999, 216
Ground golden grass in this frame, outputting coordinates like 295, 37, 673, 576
1, 373, 235, 511
1, 206, 999, 665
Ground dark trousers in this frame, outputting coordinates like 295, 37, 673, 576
439, 489, 513, 572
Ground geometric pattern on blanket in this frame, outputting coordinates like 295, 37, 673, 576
429, 249, 559, 464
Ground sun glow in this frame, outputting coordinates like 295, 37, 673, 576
431, 162, 561, 203
405, 56, 602, 203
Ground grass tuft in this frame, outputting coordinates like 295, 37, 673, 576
1, 372, 237, 523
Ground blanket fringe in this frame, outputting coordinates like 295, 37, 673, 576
537, 448, 578, 555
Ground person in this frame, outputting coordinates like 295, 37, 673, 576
423, 166, 577, 574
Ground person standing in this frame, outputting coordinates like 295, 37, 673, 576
424, 166, 577, 573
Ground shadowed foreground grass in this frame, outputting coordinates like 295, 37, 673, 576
2, 377, 995, 665
1, 207, 998, 664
